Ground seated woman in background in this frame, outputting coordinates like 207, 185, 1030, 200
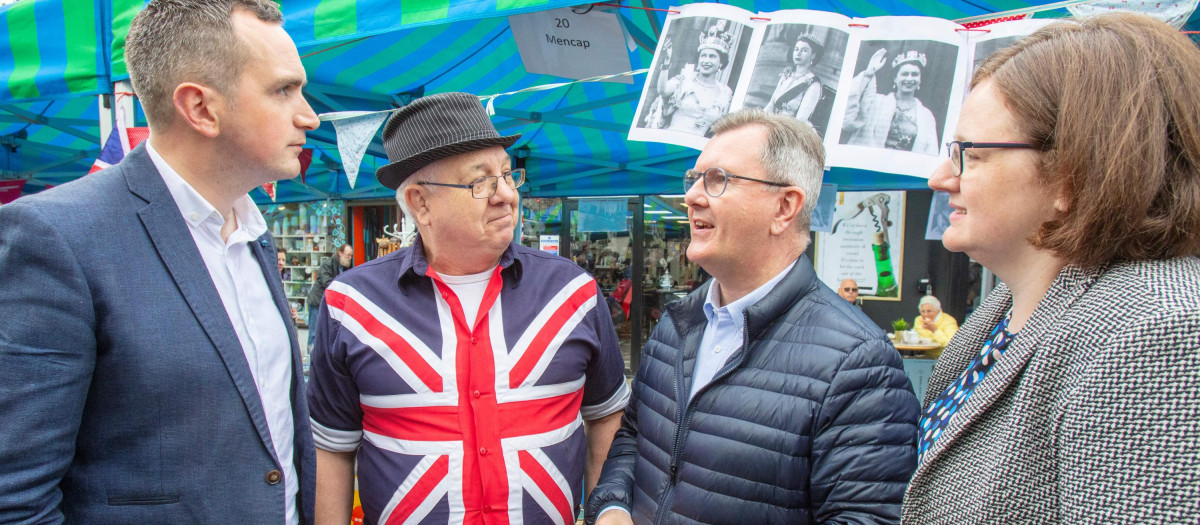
913, 295, 957, 358
904, 13, 1200, 524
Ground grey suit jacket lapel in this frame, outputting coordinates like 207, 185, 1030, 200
913, 264, 1100, 476
123, 145, 278, 460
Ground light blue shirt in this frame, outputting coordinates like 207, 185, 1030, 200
690, 261, 795, 400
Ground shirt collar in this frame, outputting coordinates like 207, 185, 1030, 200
397, 235, 522, 287
703, 260, 797, 324
146, 140, 267, 238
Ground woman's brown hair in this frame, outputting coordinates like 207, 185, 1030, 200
974, 13, 1200, 267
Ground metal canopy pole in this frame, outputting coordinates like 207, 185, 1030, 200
630, 195, 645, 375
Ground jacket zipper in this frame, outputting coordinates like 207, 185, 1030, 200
653, 310, 755, 525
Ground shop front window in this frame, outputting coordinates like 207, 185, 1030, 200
259, 201, 346, 327
519, 195, 703, 378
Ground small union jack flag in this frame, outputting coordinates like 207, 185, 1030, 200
88, 127, 149, 174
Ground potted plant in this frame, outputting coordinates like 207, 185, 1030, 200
891, 318, 917, 343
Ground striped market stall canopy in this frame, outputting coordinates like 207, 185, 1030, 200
0, 0, 107, 103
2, 0, 1198, 202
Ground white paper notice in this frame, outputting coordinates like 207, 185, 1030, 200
509, 7, 633, 83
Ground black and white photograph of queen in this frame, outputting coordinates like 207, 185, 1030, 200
636, 14, 751, 139
741, 23, 849, 138
839, 40, 958, 156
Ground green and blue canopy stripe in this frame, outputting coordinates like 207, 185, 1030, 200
285, 0, 579, 48
108, 0, 146, 81
0, 96, 101, 188
0, 0, 105, 103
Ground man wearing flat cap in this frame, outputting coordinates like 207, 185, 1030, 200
306, 92, 630, 525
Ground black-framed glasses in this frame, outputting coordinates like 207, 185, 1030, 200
946, 141, 1038, 177
684, 166, 790, 197
417, 168, 526, 199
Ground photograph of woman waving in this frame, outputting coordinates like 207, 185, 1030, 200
841, 42, 956, 156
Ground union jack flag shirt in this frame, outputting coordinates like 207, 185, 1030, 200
307, 238, 630, 525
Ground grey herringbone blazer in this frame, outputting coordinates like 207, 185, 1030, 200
902, 256, 1200, 524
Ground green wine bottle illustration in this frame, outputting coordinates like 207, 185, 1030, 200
872, 232, 899, 297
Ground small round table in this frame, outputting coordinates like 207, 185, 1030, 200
893, 342, 942, 357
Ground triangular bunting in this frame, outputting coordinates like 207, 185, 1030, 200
331, 112, 387, 188
127, 127, 149, 149
298, 148, 314, 185
88, 129, 126, 174
261, 181, 276, 201
88, 126, 151, 174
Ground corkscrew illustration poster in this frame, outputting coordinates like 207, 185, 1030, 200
814, 191, 905, 301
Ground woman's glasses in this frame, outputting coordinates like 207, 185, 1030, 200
945, 141, 1037, 177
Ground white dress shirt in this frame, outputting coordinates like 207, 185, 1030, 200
147, 141, 298, 524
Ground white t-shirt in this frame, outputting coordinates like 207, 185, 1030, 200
440, 268, 495, 326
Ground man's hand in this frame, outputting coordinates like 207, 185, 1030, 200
596, 508, 635, 525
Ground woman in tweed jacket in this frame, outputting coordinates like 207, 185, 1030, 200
903, 13, 1200, 524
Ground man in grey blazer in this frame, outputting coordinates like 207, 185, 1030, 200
0, 0, 319, 522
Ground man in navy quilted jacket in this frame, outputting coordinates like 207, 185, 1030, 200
587, 109, 919, 525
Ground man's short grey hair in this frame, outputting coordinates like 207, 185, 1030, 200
395, 178, 418, 224
709, 109, 825, 234
919, 295, 942, 309
394, 164, 437, 224
126, 0, 283, 128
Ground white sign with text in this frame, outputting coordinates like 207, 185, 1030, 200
509, 7, 633, 83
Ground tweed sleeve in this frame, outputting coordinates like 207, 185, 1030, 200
810, 337, 919, 524
1058, 308, 1200, 522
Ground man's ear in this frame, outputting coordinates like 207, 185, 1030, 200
405, 185, 433, 226
172, 82, 222, 138
769, 186, 805, 236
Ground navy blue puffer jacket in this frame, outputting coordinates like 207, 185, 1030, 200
586, 257, 918, 524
